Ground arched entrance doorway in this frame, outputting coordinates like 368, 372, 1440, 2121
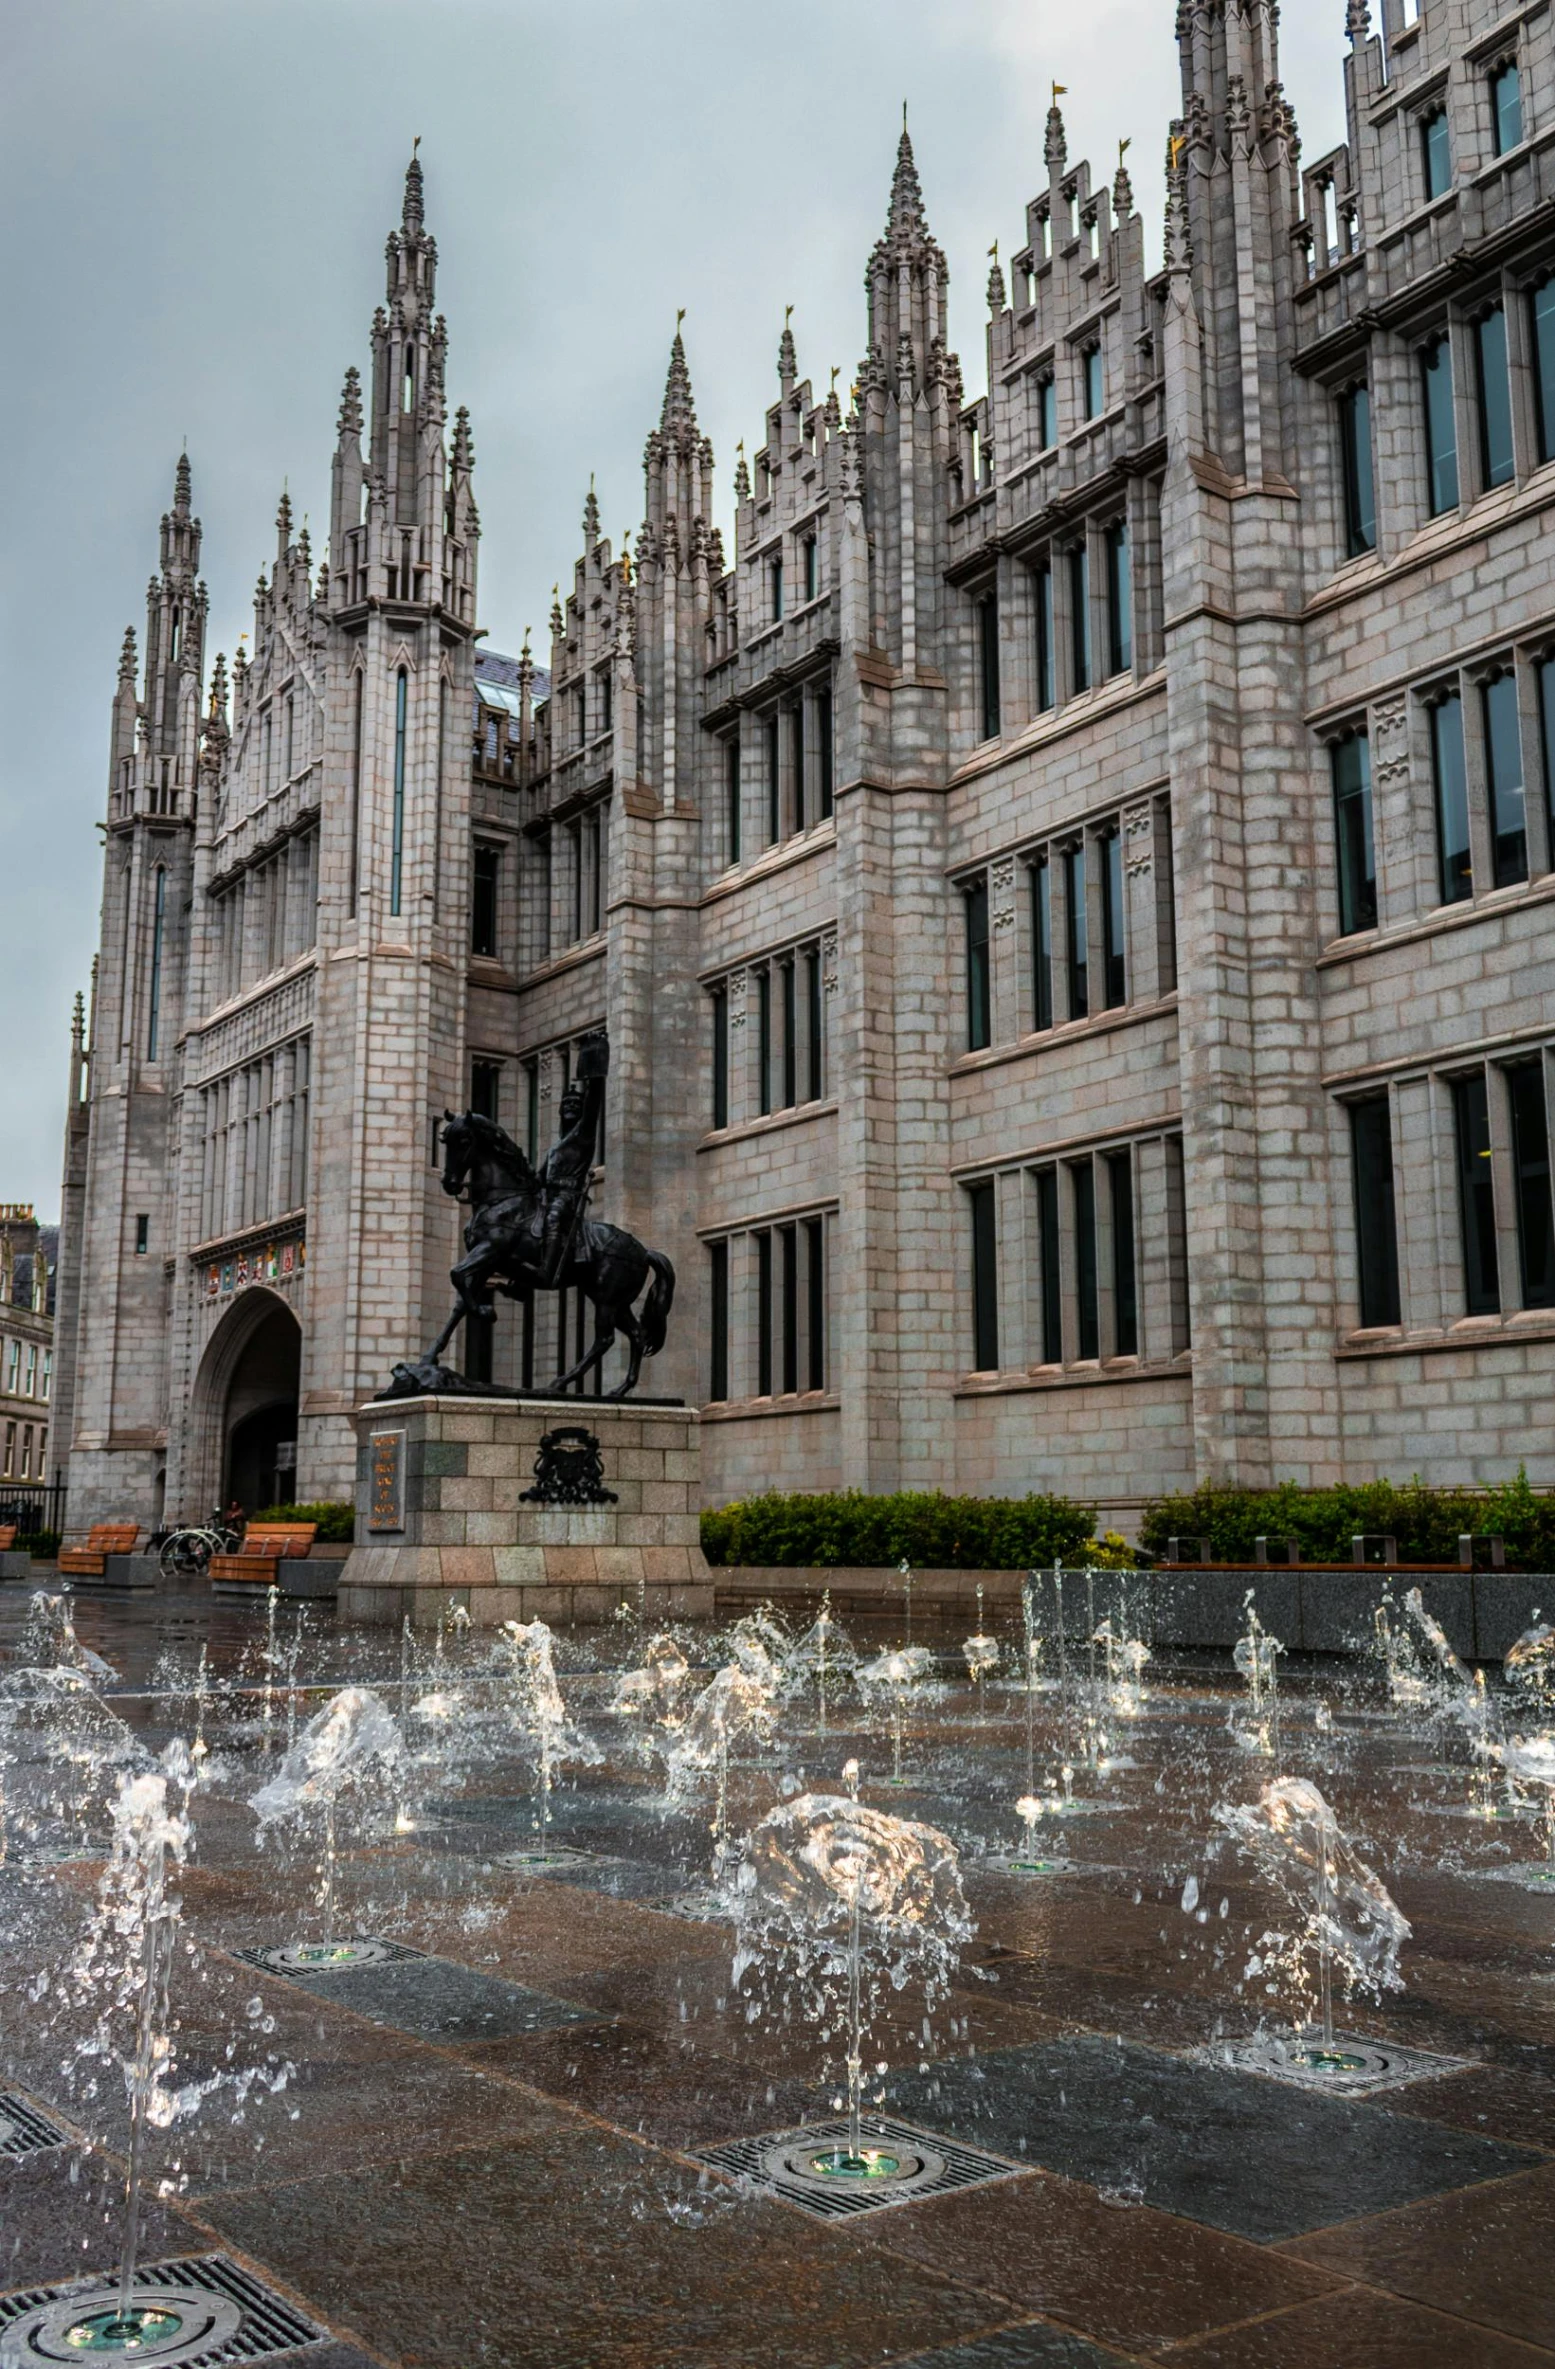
186, 1290, 301, 1522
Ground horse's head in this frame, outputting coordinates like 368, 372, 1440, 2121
439, 1110, 477, 1200
440, 1109, 533, 1205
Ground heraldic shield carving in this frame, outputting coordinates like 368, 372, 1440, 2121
520, 1426, 619, 1507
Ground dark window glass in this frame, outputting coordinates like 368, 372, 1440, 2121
770, 557, 783, 621
708, 1240, 729, 1399
1032, 855, 1053, 1030
1332, 732, 1377, 934
1073, 1162, 1099, 1359
1065, 844, 1089, 1017
1421, 105, 1451, 199
965, 877, 992, 1051
711, 989, 728, 1129
757, 968, 771, 1115
1483, 673, 1527, 887
146, 867, 165, 1060
818, 687, 834, 819
1350, 1095, 1402, 1327
725, 736, 741, 865
1106, 522, 1132, 674
1083, 344, 1103, 418
471, 843, 499, 957
1102, 830, 1126, 1009
1034, 564, 1055, 712
780, 1223, 799, 1392
1339, 384, 1377, 556
1037, 375, 1057, 448
1035, 1166, 1061, 1362
805, 946, 822, 1098
781, 962, 797, 1108
765, 713, 780, 845
1491, 61, 1523, 156
391, 668, 408, 916
804, 1216, 826, 1389
1476, 307, 1514, 489
969, 1181, 999, 1370
1431, 694, 1472, 904
134, 1214, 149, 1254
1422, 335, 1459, 514
471, 1059, 501, 1121
1070, 544, 1091, 690
525, 1060, 539, 1163
791, 706, 806, 834
1109, 1150, 1137, 1356
1508, 1060, 1555, 1307
1532, 279, 1555, 465
1539, 656, 1555, 853
978, 591, 1001, 738
1452, 1072, 1501, 1314
755, 1230, 772, 1393
804, 535, 819, 601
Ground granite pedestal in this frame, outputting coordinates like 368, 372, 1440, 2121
335, 1394, 714, 1629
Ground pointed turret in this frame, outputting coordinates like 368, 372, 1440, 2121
778, 312, 797, 396
644, 321, 714, 546
1045, 96, 1068, 180
583, 475, 601, 544
660, 323, 697, 437
402, 145, 425, 233
863, 121, 950, 401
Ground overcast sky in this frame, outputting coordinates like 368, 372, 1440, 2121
0, 0, 1347, 1219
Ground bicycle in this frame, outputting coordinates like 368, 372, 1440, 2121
158, 1519, 240, 1579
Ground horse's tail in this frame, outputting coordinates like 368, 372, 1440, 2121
640, 1249, 676, 1358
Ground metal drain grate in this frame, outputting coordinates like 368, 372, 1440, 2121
232, 1936, 427, 1978
0, 2095, 68, 2159
0, 2254, 323, 2366
694, 2117, 1026, 2221
1211, 2030, 1469, 2098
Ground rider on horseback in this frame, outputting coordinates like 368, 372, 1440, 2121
534, 1033, 608, 1287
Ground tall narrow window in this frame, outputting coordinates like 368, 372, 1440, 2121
1109, 1150, 1137, 1355
1332, 732, 1377, 934
1037, 374, 1057, 448
1532, 278, 1555, 465
1483, 672, 1527, 887
1476, 306, 1514, 489
348, 668, 365, 917
1101, 829, 1126, 1009
1422, 335, 1459, 515
1420, 105, 1451, 199
1072, 1162, 1099, 1358
791, 706, 806, 833
817, 686, 834, 819
1106, 522, 1132, 675
977, 591, 1000, 738
757, 968, 772, 1116
968, 1181, 999, 1370
780, 961, 797, 1109
765, 713, 781, 845
525, 1060, 540, 1163
804, 1217, 826, 1389
1034, 563, 1055, 712
1070, 544, 1091, 691
755, 1230, 773, 1394
470, 1059, 501, 1121
708, 1240, 729, 1400
804, 945, 823, 1099
711, 989, 729, 1130
146, 867, 166, 1060
965, 877, 991, 1051
390, 668, 408, 916
1082, 344, 1103, 418
1539, 655, 1555, 852
1350, 1096, 1402, 1326
471, 844, 499, 957
568, 820, 583, 943
803, 535, 819, 601
1507, 1060, 1555, 1307
779, 1224, 799, 1392
1064, 845, 1089, 1018
770, 556, 784, 622
1031, 854, 1053, 1030
1452, 1071, 1501, 1314
1490, 60, 1523, 155
1431, 693, 1472, 904
724, 735, 742, 866
1035, 1166, 1061, 1362
1339, 384, 1377, 556
599, 667, 612, 732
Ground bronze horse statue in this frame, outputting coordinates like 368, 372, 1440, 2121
401, 1066, 674, 1398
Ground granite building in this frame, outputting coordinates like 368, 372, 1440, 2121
53, 0, 1555, 1534
0, 1205, 55, 1516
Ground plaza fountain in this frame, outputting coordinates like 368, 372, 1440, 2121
249, 1686, 406, 1970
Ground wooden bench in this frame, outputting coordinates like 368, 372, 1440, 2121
0, 1527, 16, 1553
209, 1522, 318, 1593
58, 1523, 140, 1577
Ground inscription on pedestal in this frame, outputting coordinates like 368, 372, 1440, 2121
368, 1429, 406, 1531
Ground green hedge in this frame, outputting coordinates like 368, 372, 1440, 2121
700, 1490, 1095, 1571
255, 1500, 356, 1544
1138, 1469, 1555, 1572
15, 1532, 60, 1560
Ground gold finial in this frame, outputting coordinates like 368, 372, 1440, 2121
676, 306, 686, 330
1119, 137, 1132, 165
1051, 82, 1067, 104
412, 134, 421, 156
988, 238, 999, 259
785, 303, 794, 326
1169, 132, 1188, 171
830, 365, 840, 390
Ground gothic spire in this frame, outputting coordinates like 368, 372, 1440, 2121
118, 625, 137, 686
583, 474, 600, 543
338, 364, 363, 440
173, 450, 192, 517
1045, 91, 1068, 179
403, 142, 424, 233
778, 310, 797, 391
661, 319, 697, 433
884, 122, 929, 248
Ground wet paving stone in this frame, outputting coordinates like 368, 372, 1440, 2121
883, 2036, 1539, 2242
0, 2147, 196, 2292
891, 2326, 1136, 2367
1160, 2284, 1555, 2366
281, 1953, 598, 2043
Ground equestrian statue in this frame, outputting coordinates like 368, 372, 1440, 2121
384, 1032, 675, 1401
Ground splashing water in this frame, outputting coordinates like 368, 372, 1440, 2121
250, 1687, 405, 1955
1215, 1775, 1409, 2056
1231, 1596, 1283, 1759
858, 1647, 937, 1786
1506, 1622, 1555, 1715
1372, 1593, 1433, 1710
0, 1667, 143, 1863
963, 1584, 1000, 1720
611, 1632, 693, 1759
730, 1760, 973, 2170
15, 1591, 118, 1683
665, 1664, 776, 1868
500, 1619, 600, 1837
1494, 1730, 1555, 1883
784, 1595, 858, 1738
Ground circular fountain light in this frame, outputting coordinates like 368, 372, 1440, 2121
803, 2146, 906, 2181
9, 2284, 242, 2364
1287, 2046, 1371, 2076
256, 1937, 391, 1973
765, 2127, 942, 2197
